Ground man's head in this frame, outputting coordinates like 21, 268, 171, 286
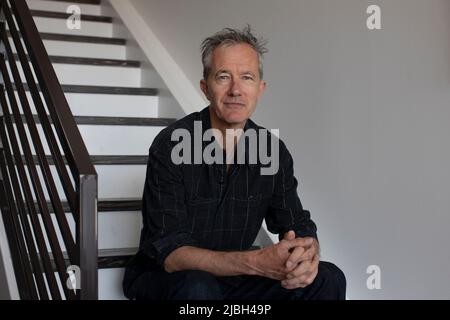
200, 26, 268, 128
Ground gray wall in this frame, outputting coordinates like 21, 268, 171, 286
129, 0, 450, 299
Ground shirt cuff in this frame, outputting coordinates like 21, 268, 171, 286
144, 232, 198, 266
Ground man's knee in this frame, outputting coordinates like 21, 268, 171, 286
316, 261, 346, 298
168, 270, 223, 300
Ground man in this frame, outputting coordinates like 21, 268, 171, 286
123, 26, 346, 300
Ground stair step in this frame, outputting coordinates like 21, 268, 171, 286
26, 0, 102, 16
9, 60, 142, 87
32, 198, 142, 214
30, 9, 112, 23
38, 0, 101, 4
14, 54, 140, 68
6, 114, 174, 126
7, 12, 113, 38
16, 83, 158, 95
23, 91, 159, 118
25, 197, 141, 217
97, 248, 137, 269
19, 155, 148, 166
30, 247, 137, 273
7, 30, 125, 45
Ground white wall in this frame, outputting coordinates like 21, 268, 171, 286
129, 0, 450, 299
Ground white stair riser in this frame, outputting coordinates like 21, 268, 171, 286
98, 211, 142, 250
53, 64, 141, 87
46, 41, 125, 60
10, 39, 126, 60
99, 269, 127, 300
32, 17, 112, 38
95, 165, 147, 199
64, 93, 159, 118
6, 62, 141, 87
26, 0, 102, 16
23, 164, 147, 200
15, 123, 163, 155
48, 268, 127, 300
21, 92, 159, 118
79, 125, 163, 155
27, 210, 141, 255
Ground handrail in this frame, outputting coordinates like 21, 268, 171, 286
0, 0, 98, 299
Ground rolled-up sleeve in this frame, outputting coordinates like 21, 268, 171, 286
265, 142, 318, 242
139, 136, 198, 266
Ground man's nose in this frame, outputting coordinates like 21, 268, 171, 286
228, 79, 242, 96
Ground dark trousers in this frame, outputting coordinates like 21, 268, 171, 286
124, 261, 346, 300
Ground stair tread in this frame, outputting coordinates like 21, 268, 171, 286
13, 54, 141, 68
7, 30, 126, 45
30, 9, 112, 23
15, 83, 158, 95
29, 247, 138, 271
27, 198, 142, 214
18, 155, 149, 165
36, 0, 101, 4
4, 114, 174, 126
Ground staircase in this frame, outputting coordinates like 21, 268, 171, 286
0, 0, 184, 299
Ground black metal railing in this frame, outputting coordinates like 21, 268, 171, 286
0, 0, 97, 299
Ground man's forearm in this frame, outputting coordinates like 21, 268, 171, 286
164, 246, 259, 276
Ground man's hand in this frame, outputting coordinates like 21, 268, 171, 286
249, 235, 314, 281
281, 231, 320, 289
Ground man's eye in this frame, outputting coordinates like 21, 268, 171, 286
243, 75, 254, 80
218, 75, 230, 80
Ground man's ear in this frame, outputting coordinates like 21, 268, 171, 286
257, 80, 267, 99
200, 79, 210, 100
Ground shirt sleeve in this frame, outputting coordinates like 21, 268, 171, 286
264, 141, 318, 242
139, 134, 198, 266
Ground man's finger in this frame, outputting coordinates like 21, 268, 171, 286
286, 259, 312, 280
294, 246, 316, 264
284, 237, 314, 251
285, 246, 305, 270
283, 256, 320, 289
298, 255, 320, 286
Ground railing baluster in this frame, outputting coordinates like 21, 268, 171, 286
3, 1, 78, 224
0, 55, 74, 299
0, 63, 63, 300
0, 112, 49, 299
0, 0, 98, 299
0, 144, 38, 300
0, 8, 77, 263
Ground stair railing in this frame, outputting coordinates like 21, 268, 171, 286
0, 0, 97, 299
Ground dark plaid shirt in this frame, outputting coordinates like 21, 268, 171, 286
129, 106, 317, 273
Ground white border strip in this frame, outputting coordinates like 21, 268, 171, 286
108, 0, 206, 115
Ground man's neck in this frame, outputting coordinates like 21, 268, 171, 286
209, 107, 247, 168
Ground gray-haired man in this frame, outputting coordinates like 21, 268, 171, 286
123, 26, 346, 300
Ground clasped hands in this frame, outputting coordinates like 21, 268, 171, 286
254, 230, 320, 289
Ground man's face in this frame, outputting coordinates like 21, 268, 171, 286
200, 43, 266, 127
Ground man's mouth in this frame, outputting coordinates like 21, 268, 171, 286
224, 102, 246, 108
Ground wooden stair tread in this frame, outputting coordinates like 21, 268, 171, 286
13, 53, 140, 68
29, 9, 112, 23
4, 114, 174, 126
14, 83, 158, 95
7, 30, 126, 45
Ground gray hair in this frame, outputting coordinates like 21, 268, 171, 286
201, 25, 268, 80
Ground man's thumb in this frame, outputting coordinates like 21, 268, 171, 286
284, 230, 296, 241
